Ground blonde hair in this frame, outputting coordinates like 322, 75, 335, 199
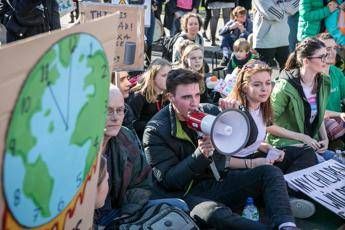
233, 38, 251, 52
232, 6, 247, 18
229, 59, 273, 124
181, 44, 205, 75
131, 58, 171, 103
180, 44, 205, 93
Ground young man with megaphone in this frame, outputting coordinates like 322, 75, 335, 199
143, 68, 298, 230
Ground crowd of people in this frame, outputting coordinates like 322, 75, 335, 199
1, 0, 345, 229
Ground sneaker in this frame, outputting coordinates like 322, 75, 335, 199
289, 198, 315, 219
219, 57, 229, 66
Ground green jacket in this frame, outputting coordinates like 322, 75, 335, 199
267, 69, 330, 147
297, 0, 331, 41
327, 65, 345, 112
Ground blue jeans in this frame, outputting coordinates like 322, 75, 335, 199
288, 13, 299, 52
185, 165, 294, 229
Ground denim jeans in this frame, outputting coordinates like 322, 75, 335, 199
185, 165, 294, 229
288, 13, 299, 53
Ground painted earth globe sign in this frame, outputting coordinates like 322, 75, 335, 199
3, 33, 109, 227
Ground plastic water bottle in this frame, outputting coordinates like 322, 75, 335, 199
242, 197, 259, 221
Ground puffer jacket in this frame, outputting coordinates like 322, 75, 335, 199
297, 0, 331, 41
267, 69, 330, 147
143, 104, 226, 195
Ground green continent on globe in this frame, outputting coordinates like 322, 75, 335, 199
6, 49, 58, 164
59, 35, 79, 67
70, 50, 109, 179
23, 155, 54, 217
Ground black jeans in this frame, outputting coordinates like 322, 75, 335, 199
256, 46, 290, 70
248, 145, 318, 174
185, 165, 294, 229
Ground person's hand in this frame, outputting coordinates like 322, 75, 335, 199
238, 23, 245, 32
198, 135, 215, 158
219, 98, 240, 111
266, 148, 285, 164
328, 1, 338, 12
339, 112, 345, 122
300, 134, 321, 150
174, 11, 182, 19
317, 139, 329, 153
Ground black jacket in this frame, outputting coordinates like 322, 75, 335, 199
5, 0, 60, 42
143, 103, 226, 195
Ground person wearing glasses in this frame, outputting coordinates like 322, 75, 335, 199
267, 37, 331, 163
317, 33, 345, 149
94, 84, 152, 227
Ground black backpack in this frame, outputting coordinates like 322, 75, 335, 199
161, 32, 185, 62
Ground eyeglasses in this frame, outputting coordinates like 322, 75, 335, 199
308, 54, 328, 63
107, 106, 127, 117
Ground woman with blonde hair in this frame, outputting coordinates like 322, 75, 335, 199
128, 58, 171, 140
179, 43, 212, 103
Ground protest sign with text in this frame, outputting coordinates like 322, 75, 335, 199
284, 160, 345, 219
80, 2, 144, 71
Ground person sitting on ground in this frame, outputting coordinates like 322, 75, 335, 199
172, 12, 204, 63
143, 68, 298, 230
128, 58, 172, 141
112, 71, 137, 132
317, 33, 345, 149
94, 85, 152, 227
226, 38, 255, 74
219, 6, 253, 66
179, 44, 211, 103
222, 59, 318, 174
221, 59, 318, 219
267, 37, 333, 163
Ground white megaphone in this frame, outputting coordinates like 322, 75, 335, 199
186, 109, 251, 156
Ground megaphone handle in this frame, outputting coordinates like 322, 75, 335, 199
209, 157, 221, 181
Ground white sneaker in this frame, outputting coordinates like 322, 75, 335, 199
289, 198, 315, 219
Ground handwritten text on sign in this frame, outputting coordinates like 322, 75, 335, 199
284, 160, 345, 219
80, 3, 144, 71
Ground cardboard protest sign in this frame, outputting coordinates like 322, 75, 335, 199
284, 160, 345, 219
111, 0, 151, 27
58, 0, 75, 15
80, 2, 145, 71
0, 14, 116, 229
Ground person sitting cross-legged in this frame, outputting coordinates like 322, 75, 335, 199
143, 68, 298, 230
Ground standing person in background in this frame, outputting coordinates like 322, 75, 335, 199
297, 0, 338, 41
252, 0, 299, 69
206, 0, 235, 46
128, 58, 172, 141
4, 0, 61, 43
164, 0, 201, 36
325, 1, 345, 46
267, 38, 331, 162
201, 0, 212, 42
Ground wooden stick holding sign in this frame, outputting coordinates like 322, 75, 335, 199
80, 2, 145, 71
